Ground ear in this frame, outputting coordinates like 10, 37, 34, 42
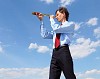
63, 12, 66, 18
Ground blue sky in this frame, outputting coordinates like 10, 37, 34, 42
0, 0, 100, 79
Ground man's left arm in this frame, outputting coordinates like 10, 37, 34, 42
50, 18, 75, 34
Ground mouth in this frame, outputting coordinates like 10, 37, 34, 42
56, 18, 59, 20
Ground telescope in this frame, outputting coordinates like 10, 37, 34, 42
32, 12, 50, 17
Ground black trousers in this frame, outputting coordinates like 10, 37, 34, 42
49, 45, 76, 79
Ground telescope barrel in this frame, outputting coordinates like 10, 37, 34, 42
32, 12, 50, 16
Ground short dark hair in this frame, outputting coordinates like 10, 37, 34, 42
55, 7, 69, 21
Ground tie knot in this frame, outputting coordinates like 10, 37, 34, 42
56, 33, 60, 38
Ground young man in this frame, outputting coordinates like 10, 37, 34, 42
36, 7, 76, 79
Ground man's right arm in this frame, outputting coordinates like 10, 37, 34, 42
35, 13, 53, 39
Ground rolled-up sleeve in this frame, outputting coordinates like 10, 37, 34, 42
40, 21, 53, 39
50, 18, 75, 34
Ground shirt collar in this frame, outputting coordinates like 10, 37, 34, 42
61, 21, 68, 25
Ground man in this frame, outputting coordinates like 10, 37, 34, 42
36, 7, 76, 79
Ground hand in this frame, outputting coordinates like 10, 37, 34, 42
36, 13, 44, 21
49, 15, 55, 19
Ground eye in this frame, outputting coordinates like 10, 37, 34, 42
56, 14, 58, 16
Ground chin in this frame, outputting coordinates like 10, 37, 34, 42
57, 20, 61, 22
57, 19, 61, 22
58, 20, 61, 22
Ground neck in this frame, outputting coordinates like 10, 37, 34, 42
61, 18, 66, 24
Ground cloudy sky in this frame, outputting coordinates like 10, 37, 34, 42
0, 0, 100, 79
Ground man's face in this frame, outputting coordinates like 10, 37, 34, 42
55, 11, 65, 22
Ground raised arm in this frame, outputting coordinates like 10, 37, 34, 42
35, 13, 53, 39
50, 18, 75, 34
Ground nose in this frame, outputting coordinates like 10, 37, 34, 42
55, 16, 58, 19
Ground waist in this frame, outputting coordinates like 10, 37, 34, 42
53, 44, 69, 50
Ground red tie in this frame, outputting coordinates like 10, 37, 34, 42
55, 33, 61, 48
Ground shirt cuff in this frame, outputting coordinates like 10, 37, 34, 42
40, 20, 44, 25
50, 18, 54, 22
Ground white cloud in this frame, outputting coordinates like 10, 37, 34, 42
40, 0, 53, 4
0, 68, 100, 79
76, 69, 100, 79
60, 0, 75, 6
28, 43, 38, 49
0, 67, 49, 79
94, 27, 100, 39
74, 17, 98, 31
85, 69, 100, 74
28, 43, 52, 53
40, 0, 75, 6
70, 38, 100, 59
86, 17, 98, 26
37, 45, 50, 53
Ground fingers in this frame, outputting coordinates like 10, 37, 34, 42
49, 15, 55, 19
33, 12, 55, 20
36, 13, 43, 21
36, 12, 42, 16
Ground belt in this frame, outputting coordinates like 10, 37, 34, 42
61, 44, 68, 47
54, 44, 69, 50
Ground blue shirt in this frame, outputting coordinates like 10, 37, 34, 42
40, 18, 75, 48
